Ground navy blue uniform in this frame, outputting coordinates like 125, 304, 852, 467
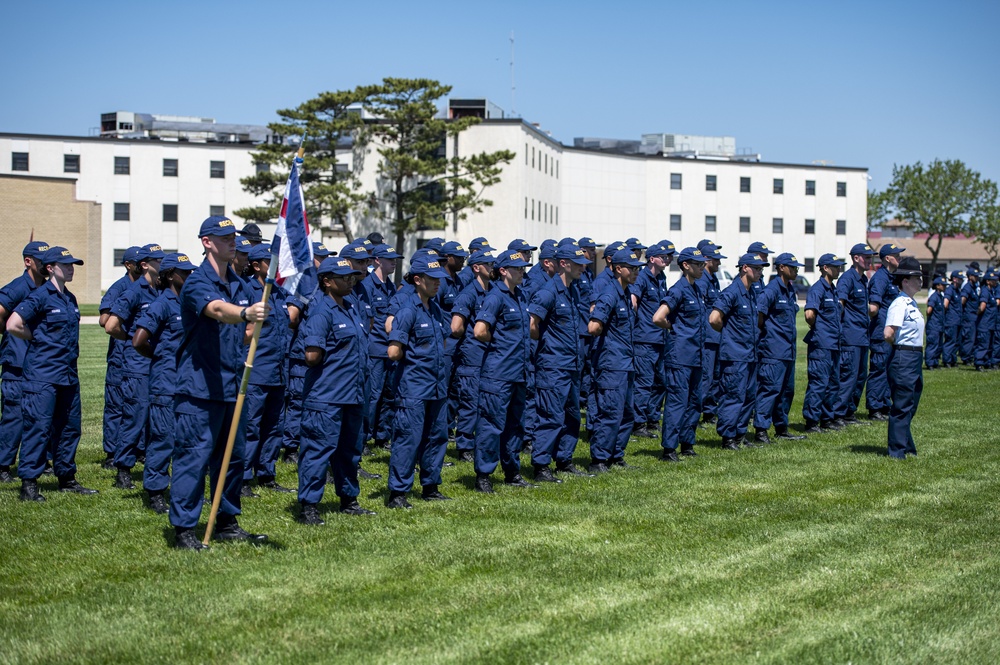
282, 297, 308, 456
298, 295, 367, 505
867, 267, 898, 414
474, 283, 531, 478
359, 271, 397, 444
520, 264, 551, 446
589, 279, 636, 463
660, 276, 704, 451
942, 283, 963, 365
697, 269, 723, 419
632, 266, 668, 430
451, 279, 490, 452
836, 266, 870, 419
13, 282, 82, 481
804, 278, 842, 424
925, 290, 945, 368
437, 271, 463, 438
100, 273, 134, 455
974, 283, 996, 368
134, 289, 183, 492
712, 280, 759, 440
0, 272, 41, 470
755, 277, 798, 432
528, 277, 584, 467
960, 280, 980, 362
169, 261, 252, 530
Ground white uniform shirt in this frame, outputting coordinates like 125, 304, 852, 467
886, 293, 925, 346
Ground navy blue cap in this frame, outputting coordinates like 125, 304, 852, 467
317, 257, 363, 277
676, 247, 707, 264
539, 244, 557, 260
137, 243, 166, 261
373, 244, 402, 260
932, 275, 946, 285
312, 242, 333, 257
199, 215, 238, 237
496, 250, 531, 269
411, 247, 440, 262
703, 245, 727, 260
556, 245, 592, 265
747, 241, 774, 255
879, 243, 905, 258
340, 243, 370, 261
986, 270, 1000, 281
468, 237, 493, 252
611, 249, 645, 267
238, 223, 267, 242
557, 237, 577, 247
248, 244, 272, 262
442, 241, 469, 257
697, 239, 721, 251
773, 252, 805, 267
40, 246, 84, 265
604, 241, 627, 256
22, 241, 50, 259
818, 253, 847, 267
358, 238, 375, 254
737, 253, 770, 267
366, 232, 385, 245
122, 246, 142, 264
160, 252, 197, 272
467, 249, 497, 266
950, 270, 965, 279
577, 237, 597, 249
656, 240, 678, 255
850, 243, 876, 256
508, 239, 538, 252
410, 254, 450, 278
625, 237, 647, 251
968, 268, 982, 277
645, 242, 672, 258
424, 237, 446, 252
235, 237, 252, 253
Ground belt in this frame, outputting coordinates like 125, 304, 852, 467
894, 344, 923, 352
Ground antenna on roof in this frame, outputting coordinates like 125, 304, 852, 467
510, 31, 516, 117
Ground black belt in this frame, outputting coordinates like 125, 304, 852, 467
894, 344, 923, 352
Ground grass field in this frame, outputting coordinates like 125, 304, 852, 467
2, 319, 1000, 664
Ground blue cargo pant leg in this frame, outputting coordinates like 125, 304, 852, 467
169, 396, 246, 530
961, 318, 976, 362
866, 343, 891, 413
613, 373, 635, 461
716, 361, 750, 440
243, 383, 267, 481
143, 397, 175, 492
701, 343, 720, 417
992, 326, 1000, 366
836, 346, 864, 418
632, 343, 657, 426
0, 372, 24, 467
942, 325, 958, 365
804, 348, 837, 423
454, 367, 480, 452
925, 327, 943, 368
523, 358, 537, 444
113, 373, 149, 470
297, 406, 341, 505
975, 327, 992, 367
754, 359, 782, 430
500, 383, 527, 477
365, 356, 386, 441
252, 385, 286, 480
776, 360, 795, 431
554, 371, 582, 466
19, 382, 58, 480
474, 379, 511, 476
590, 369, 630, 463
52, 385, 82, 480
389, 397, 430, 493
887, 350, 922, 458
532, 369, 568, 466
418, 397, 449, 488
282, 375, 304, 453
662, 365, 696, 451
331, 404, 364, 500
102, 365, 124, 455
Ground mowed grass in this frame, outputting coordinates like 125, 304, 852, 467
2, 315, 1000, 664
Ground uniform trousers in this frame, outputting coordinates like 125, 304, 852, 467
298, 404, 363, 504
716, 360, 756, 439
942, 324, 961, 365
961, 316, 977, 362
701, 342, 721, 417
244, 383, 285, 481
532, 369, 581, 467
19, 381, 81, 481
282, 375, 305, 453
887, 348, 922, 459
633, 342, 664, 427
169, 396, 246, 530
804, 348, 840, 424
589, 369, 634, 463
754, 358, 794, 431
102, 363, 124, 455
113, 373, 150, 469
0, 367, 24, 467
866, 342, 892, 413
454, 366, 481, 452
661, 365, 701, 451
836, 345, 869, 418
992, 323, 1000, 366
925, 326, 943, 368
975, 325, 994, 367
474, 379, 526, 477
389, 396, 448, 493
523, 354, 538, 444
143, 396, 175, 492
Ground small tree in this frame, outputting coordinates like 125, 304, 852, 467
886, 159, 993, 276
970, 180, 1000, 267
363, 77, 515, 278
236, 89, 371, 240
867, 188, 892, 230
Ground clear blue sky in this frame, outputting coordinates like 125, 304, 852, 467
4, 0, 998, 190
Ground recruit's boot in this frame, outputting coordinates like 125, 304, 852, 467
358, 466, 381, 480
504, 474, 538, 488
173, 527, 209, 550
661, 449, 680, 463
421, 485, 452, 501
114, 468, 136, 490
774, 427, 806, 441
147, 491, 168, 514
213, 516, 268, 542
754, 429, 772, 445
240, 484, 259, 498
803, 420, 822, 434
340, 498, 377, 515
386, 491, 412, 509
721, 437, 741, 451
587, 461, 610, 474
474, 474, 494, 494
610, 459, 633, 469
19, 479, 45, 502
556, 461, 594, 477
680, 443, 698, 457
297, 502, 325, 525
457, 451, 474, 463
100, 453, 115, 470
281, 448, 299, 464
820, 419, 843, 432
533, 465, 562, 483
259, 478, 295, 494
0, 465, 13, 483
58, 476, 98, 495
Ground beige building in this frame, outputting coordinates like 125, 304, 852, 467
0, 174, 102, 303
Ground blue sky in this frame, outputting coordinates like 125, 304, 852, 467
4, 0, 998, 190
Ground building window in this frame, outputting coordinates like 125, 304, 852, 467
773, 178, 783, 194
804, 218, 815, 234
836, 219, 847, 235
64, 154, 80, 173
210, 205, 225, 217
525, 144, 528, 165
114, 156, 130, 175
255, 161, 269, 174
772, 217, 783, 234
544, 203, 548, 223
706, 175, 717, 191
670, 214, 682, 231
806, 180, 815, 195
531, 199, 535, 220
705, 215, 716, 232
544, 154, 548, 174
163, 159, 178, 177
524, 197, 528, 219
837, 181, 847, 197
162, 204, 178, 222
531, 147, 535, 168
740, 177, 751, 193
11, 152, 29, 171
739, 216, 750, 233
671, 173, 682, 190
555, 207, 558, 224
114, 203, 130, 221
114, 248, 128, 265
210, 161, 225, 178
555, 161, 559, 179
804, 257, 815, 273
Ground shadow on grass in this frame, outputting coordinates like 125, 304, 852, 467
848, 444, 889, 456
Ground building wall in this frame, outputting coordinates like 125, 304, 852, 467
0, 174, 102, 303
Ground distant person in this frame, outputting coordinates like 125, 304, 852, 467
803, 254, 846, 433
924, 276, 947, 369
867, 244, 904, 420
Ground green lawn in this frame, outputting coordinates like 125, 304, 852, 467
2, 320, 999, 664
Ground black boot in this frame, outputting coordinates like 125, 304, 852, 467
474, 473, 494, 494
661, 449, 680, 462
213, 516, 268, 542
298, 502, 325, 525
556, 461, 594, 477
173, 527, 209, 550
240, 483, 260, 498
421, 484, 452, 501
114, 468, 136, 490
358, 466, 381, 480
803, 420, 822, 434
504, 473, 538, 488
147, 491, 168, 514
281, 448, 299, 464
386, 491, 412, 509
680, 443, 698, 457
754, 429, 772, 445
457, 451, 474, 463
774, 427, 806, 441
58, 476, 98, 495
721, 437, 740, 451
587, 461, 610, 474
259, 478, 295, 493
340, 498, 377, 514
533, 465, 562, 483
19, 478, 45, 502
741, 434, 758, 449
0, 465, 13, 483
100, 453, 115, 470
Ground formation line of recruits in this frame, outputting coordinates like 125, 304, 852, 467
0, 221, 932, 548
